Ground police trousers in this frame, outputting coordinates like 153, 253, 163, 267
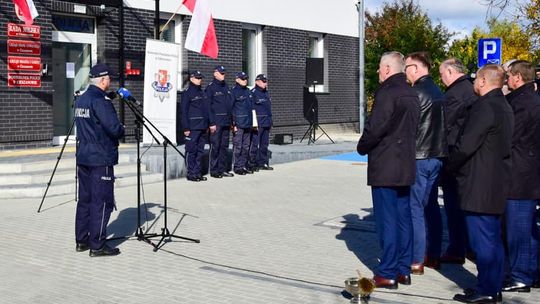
76, 165, 115, 250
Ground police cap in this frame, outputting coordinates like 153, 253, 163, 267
89, 63, 114, 78
236, 72, 248, 80
255, 74, 267, 81
190, 70, 204, 79
214, 65, 227, 73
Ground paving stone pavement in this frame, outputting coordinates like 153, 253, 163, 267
0, 158, 538, 304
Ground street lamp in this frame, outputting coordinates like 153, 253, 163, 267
356, 0, 365, 134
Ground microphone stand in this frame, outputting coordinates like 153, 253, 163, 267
118, 96, 199, 251
38, 92, 80, 212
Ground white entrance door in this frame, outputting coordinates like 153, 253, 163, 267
51, 30, 97, 145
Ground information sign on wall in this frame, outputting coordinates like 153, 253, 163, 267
8, 56, 42, 72
7, 23, 41, 39
7, 40, 41, 55
8, 74, 41, 88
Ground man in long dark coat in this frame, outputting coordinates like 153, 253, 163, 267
357, 51, 420, 289
450, 64, 514, 303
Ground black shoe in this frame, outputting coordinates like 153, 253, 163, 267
259, 164, 273, 170
89, 245, 120, 257
533, 279, 540, 288
198, 176, 208, 181
244, 168, 254, 174
76, 242, 89, 252
221, 172, 234, 177
464, 289, 502, 303
234, 169, 247, 175
210, 173, 223, 178
502, 281, 530, 292
454, 292, 498, 303
248, 166, 259, 172
187, 176, 201, 182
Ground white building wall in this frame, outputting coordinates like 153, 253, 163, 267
124, 0, 359, 38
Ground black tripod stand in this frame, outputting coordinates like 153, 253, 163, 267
300, 84, 334, 145
37, 91, 80, 213
117, 97, 199, 251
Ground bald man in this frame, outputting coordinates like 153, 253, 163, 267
449, 64, 514, 303
357, 51, 420, 289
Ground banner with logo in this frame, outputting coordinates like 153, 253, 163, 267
143, 39, 179, 145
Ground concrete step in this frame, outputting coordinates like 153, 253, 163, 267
0, 171, 163, 199
0, 154, 131, 174
0, 162, 146, 186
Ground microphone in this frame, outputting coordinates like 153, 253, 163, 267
116, 87, 142, 106
106, 91, 118, 100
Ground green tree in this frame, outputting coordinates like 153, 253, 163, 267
448, 18, 536, 70
483, 0, 540, 61
364, 0, 453, 95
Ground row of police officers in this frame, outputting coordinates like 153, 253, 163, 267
181, 66, 274, 182
73, 63, 275, 257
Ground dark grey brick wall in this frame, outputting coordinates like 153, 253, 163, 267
0, 1, 358, 150
0, 0, 53, 149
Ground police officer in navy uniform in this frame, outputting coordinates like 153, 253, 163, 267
182, 70, 215, 182
206, 65, 234, 178
249, 74, 273, 171
75, 63, 124, 257
231, 72, 253, 175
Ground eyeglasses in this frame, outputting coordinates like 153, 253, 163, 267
405, 64, 417, 71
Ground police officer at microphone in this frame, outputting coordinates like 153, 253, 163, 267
74, 63, 124, 257
249, 74, 273, 171
206, 65, 234, 178
182, 70, 215, 181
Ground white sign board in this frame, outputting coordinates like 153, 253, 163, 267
143, 39, 179, 145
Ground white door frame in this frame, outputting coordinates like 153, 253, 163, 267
51, 31, 97, 146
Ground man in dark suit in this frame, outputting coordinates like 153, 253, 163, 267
450, 64, 514, 303
438, 58, 478, 265
501, 60, 540, 293
357, 51, 420, 289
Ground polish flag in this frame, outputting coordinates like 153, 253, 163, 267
12, 0, 39, 25
183, 0, 219, 59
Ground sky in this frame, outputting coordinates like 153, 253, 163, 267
364, 0, 515, 39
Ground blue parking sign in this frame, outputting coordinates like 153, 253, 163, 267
478, 38, 502, 68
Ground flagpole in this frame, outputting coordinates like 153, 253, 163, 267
160, 2, 185, 39
154, 0, 160, 39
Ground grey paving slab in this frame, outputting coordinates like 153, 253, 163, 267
0, 157, 538, 304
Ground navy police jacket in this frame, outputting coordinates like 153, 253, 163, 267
252, 85, 272, 127
181, 82, 210, 131
231, 84, 253, 129
206, 78, 233, 127
75, 85, 125, 166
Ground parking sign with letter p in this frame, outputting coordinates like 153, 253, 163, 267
478, 38, 502, 68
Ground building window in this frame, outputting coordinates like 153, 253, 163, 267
242, 25, 262, 87
308, 33, 328, 93
160, 19, 175, 42
160, 14, 183, 89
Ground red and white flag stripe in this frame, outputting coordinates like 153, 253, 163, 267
12, 0, 39, 25
183, 0, 219, 59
